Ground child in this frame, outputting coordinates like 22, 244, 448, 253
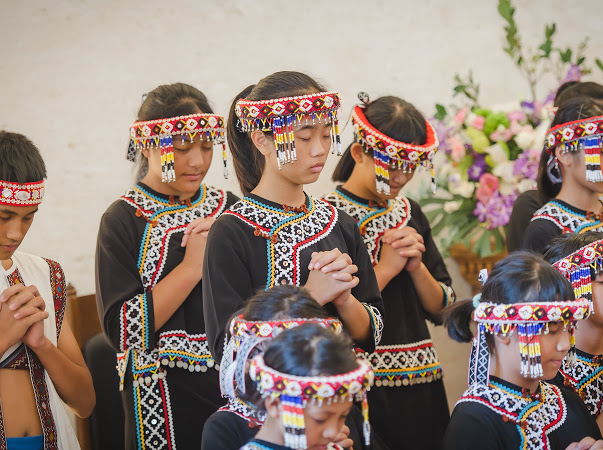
241, 322, 374, 450
0, 131, 95, 449
95, 83, 238, 449
544, 231, 603, 433
202, 72, 384, 363
324, 94, 453, 450
522, 98, 603, 253
442, 251, 601, 449
203, 285, 377, 450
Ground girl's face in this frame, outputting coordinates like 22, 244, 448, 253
142, 133, 213, 199
352, 147, 415, 201
590, 271, 603, 327
534, 322, 571, 380
263, 121, 332, 186
302, 399, 352, 450
560, 149, 603, 194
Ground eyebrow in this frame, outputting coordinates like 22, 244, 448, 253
0, 207, 38, 216
297, 122, 333, 131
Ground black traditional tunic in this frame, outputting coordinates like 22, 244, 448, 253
443, 377, 601, 450
323, 187, 453, 450
552, 348, 603, 419
0, 252, 68, 450
240, 439, 345, 450
201, 399, 387, 450
522, 199, 603, 253
506, 190, 543, 253
95, 183, 237, 450
202, 193, 385, 362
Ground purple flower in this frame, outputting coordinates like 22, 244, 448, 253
468, 155, 486, 181
561, 64, 582, 84
513, 152, 538, 180
474, 191, 519, 229
433, 120, 452, 154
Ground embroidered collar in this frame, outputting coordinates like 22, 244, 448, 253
560, 348, 603, 417
532, 199, 603, 234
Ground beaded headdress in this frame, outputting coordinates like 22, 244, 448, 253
544, 114, 603, 183
469, 270, 591, 386
0, 180, 45, 206
220, 315, 343, 401
128, 113, 227, 183
249, 353, 374, 449
553, 238, 603, 313
235, 91, 342, 169
351, 102, 439, 195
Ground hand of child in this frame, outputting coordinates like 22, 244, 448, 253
305, 251, 359, 306
565, 438, 603, 450
181, 228, 210, 279
332, 423, 353, 449
181, 216, 215, 247
382, 226, 425, 273
0, 285, 49, 352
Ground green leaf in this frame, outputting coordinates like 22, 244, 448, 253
559, 48, 572, 63
596, 58, 603, 71
576, 56, 585, 65
476, 231, 493, 258
434, 104, 447, 121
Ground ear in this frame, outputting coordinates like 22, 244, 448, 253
493, 333, 512, 347
555, 146, 573, 168
141, 146, 151, 159
251, 130, 274, 157
350, 142, 368, 164
264, 396, 281, 420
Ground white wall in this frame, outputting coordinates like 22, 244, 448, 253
0, 0, 600, 295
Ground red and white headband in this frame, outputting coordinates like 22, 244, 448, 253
249, 353, 374, 449
128, 113, 227, 183
351, 104, 439, 195
0, 180, 45, 206
235, 91, 342, 168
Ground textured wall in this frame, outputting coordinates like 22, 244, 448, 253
1, 0, 600, 410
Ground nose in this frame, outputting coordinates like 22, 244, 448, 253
188, 144, 206, 170
322, 421, 339, 442
6, 219, 23, 242
310, 136, 327, 158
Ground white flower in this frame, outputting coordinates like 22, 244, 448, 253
492, 161, 515, 184
485, 143, 509, 166
518, 178, 536, 193
515, 129, 536, 150
449, 178, 475, 197
444, 201, 461, 213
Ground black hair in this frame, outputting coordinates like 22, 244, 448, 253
263, 323, 358, 378
543, 231, 603, 279
555, 81, 603, 107
442, 251, 574, 346
133, 82, 214, 181
0, 131, 47, 182
536, 97, 603, 204
241, 285, 330, 322
332, 96, 427, 182
227, 71, 326, 194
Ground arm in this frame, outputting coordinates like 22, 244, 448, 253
25, 320, 95, 417
202, 216, 255, 361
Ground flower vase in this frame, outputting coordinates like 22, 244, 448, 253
448, 243, 507, 294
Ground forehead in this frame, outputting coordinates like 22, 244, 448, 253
294, 120, 332, 132
0, 204, 39, 216
304, 398, 352, 415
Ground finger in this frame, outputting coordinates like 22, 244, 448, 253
332, 437, 354, 449
0, 283, 27, 303
181, 233, 189, 247
322, 255, 353, 273
8, 288, 39, 311
332, 272, 354, 282
398, 250, 424, 259
21, 310, 49, 328
310, 250, 341, 270
200, 231, 210, 238
337, 264, 358, 275
389, 235, 424, 249
14, 303, 45, 319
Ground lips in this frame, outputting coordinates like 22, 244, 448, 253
182, 173, 202, 181
1, 244, 18, 252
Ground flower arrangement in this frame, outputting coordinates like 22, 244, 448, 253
421, 0, 602, 258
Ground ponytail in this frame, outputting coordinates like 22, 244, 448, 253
227, 85, 264, 194
442, 299, 476, 343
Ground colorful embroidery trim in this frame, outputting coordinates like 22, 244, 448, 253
474, 300, 591, 324
230, 314, 343, 340
0, 180, 44, 206
235, 91, 342, 168
532, 200, 603, 234
128, 113, 227, 182
351, 105, 438, 194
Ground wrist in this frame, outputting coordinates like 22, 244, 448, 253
28, 336, 53, 352
406, 260, 425, 275
374, 263, 396, 284
178, 260, 203, 284
332, 291, 352, 309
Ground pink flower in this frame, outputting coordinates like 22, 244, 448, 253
507, 110, 526, 122
475, 173, 499, 204
454, 107, 470, 125
448, 136, 466, 163
490, 125, 513, 142
472, 116, 485, 131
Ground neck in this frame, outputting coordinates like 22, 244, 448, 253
490, 352, 540, 392
556, 180, 602, 213
341, 171, 383, 203
253, 415, 285, 446
252, 171, 306, 207
1, 258, 12, 270
575, 319, 603, 355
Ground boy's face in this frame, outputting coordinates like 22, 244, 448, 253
0, 204, 38, 261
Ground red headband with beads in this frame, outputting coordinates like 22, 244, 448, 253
0, 180, 45, 206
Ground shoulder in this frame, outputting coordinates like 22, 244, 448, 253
201, 185, 240, 212
515, 190, 542, 210
203, 410, 256, 449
